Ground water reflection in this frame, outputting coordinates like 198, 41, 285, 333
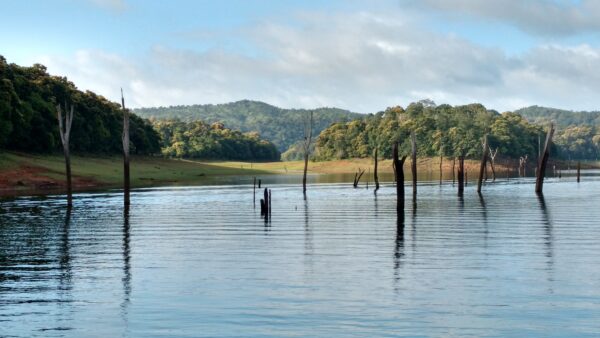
394, 210, 405, 288
122, 205, 131, 310
537, 195, 555, 283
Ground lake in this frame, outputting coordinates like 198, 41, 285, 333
1, 175, 600, 337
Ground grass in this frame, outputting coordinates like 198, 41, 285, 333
0, 151, 526, 195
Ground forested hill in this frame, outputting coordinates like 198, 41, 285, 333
0, 56, 160, 154
134, 100, 362, 152
516, 105, 600, 127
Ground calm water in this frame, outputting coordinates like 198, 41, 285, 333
1, 176, 600, 337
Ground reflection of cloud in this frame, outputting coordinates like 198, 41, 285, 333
405, 0, 600, 36
87, 0, 126, 12
39, 11, 600, 112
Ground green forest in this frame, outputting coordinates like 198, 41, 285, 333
152, 119, 279, 160
134, 100, 361, 152
0, 56, 160, 154
3, 57, 600, 162
315, 101, 600, 161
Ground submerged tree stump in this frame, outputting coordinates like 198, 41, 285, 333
535, 123, 555, 194
393, 142, 408, 212
353, 168, 365, 188
577, 161, 581, 183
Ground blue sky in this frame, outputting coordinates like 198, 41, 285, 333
3, 0, 600, 112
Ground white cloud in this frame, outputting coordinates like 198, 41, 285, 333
406, 0, 600, 36
38, 10, 600, 113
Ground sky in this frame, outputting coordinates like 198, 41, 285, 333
3, 0, 600, 113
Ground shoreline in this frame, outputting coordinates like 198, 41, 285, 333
1, 151, 595, 198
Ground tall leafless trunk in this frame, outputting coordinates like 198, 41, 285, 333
477, 135, 489, 194
577, 161, 581, 183
535, 124, 555, 194
302, 111, 314, 195
373, 147, 380, 191
121, 89, 130, 206
410, 131, 417, 198
57, 103, 74, 207
393, 142, 408, 213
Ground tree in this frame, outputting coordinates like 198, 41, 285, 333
57, 102, 74, 207
302, 111, 314, 195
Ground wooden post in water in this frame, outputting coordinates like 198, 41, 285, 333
577, 161, 581, 183
393, 142, 407, 213
535, 123, 555, 194
258, 179, 261, 188
253, 177, 256, 207
477, 135, 489, 194
373, 147, 380, 191
121, 89, 130, 206
457, 154, 465, 196
410, 131, 417, 198
57, 102, 75, 207
263, 188, 269, 218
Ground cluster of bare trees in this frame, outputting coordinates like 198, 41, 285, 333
56, 89, 131, 207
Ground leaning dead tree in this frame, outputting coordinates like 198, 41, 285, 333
353, 168, 366, 188
302, 111, 314, 195
477, 135, 489, 194
57, 102, 75, 207
121, 89, 130, 206
535, 123, 555, 194
439, 146, 443, 185
393, 142, 408, 212
410, 131, 417, 198
373, 147, 380, 191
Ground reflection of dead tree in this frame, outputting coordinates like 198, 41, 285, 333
353, 168, 366, 188
519, 155, 528, 177
302, 111, 314, 195
57, 102, 75, 207
488, 147, 498, 181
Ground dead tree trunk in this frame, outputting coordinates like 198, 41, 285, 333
410, 131, 417, 198
535, 124, 555, 194
457, 154, 465, 196
302, 111, 314, 195
477, 135, 489, 194
57, 103, 74, 207
393, 142, 407, 213
577, 161, 581, 183
489, 147, 498, 181
452, 157, 456, 185
121, 89, 130, 206
439, 151, 443, 185
374, 147, 380, 191
253, 177, 256, 207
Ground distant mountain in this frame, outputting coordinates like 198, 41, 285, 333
134, 100, 362, 152
516, 105, 600, 127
